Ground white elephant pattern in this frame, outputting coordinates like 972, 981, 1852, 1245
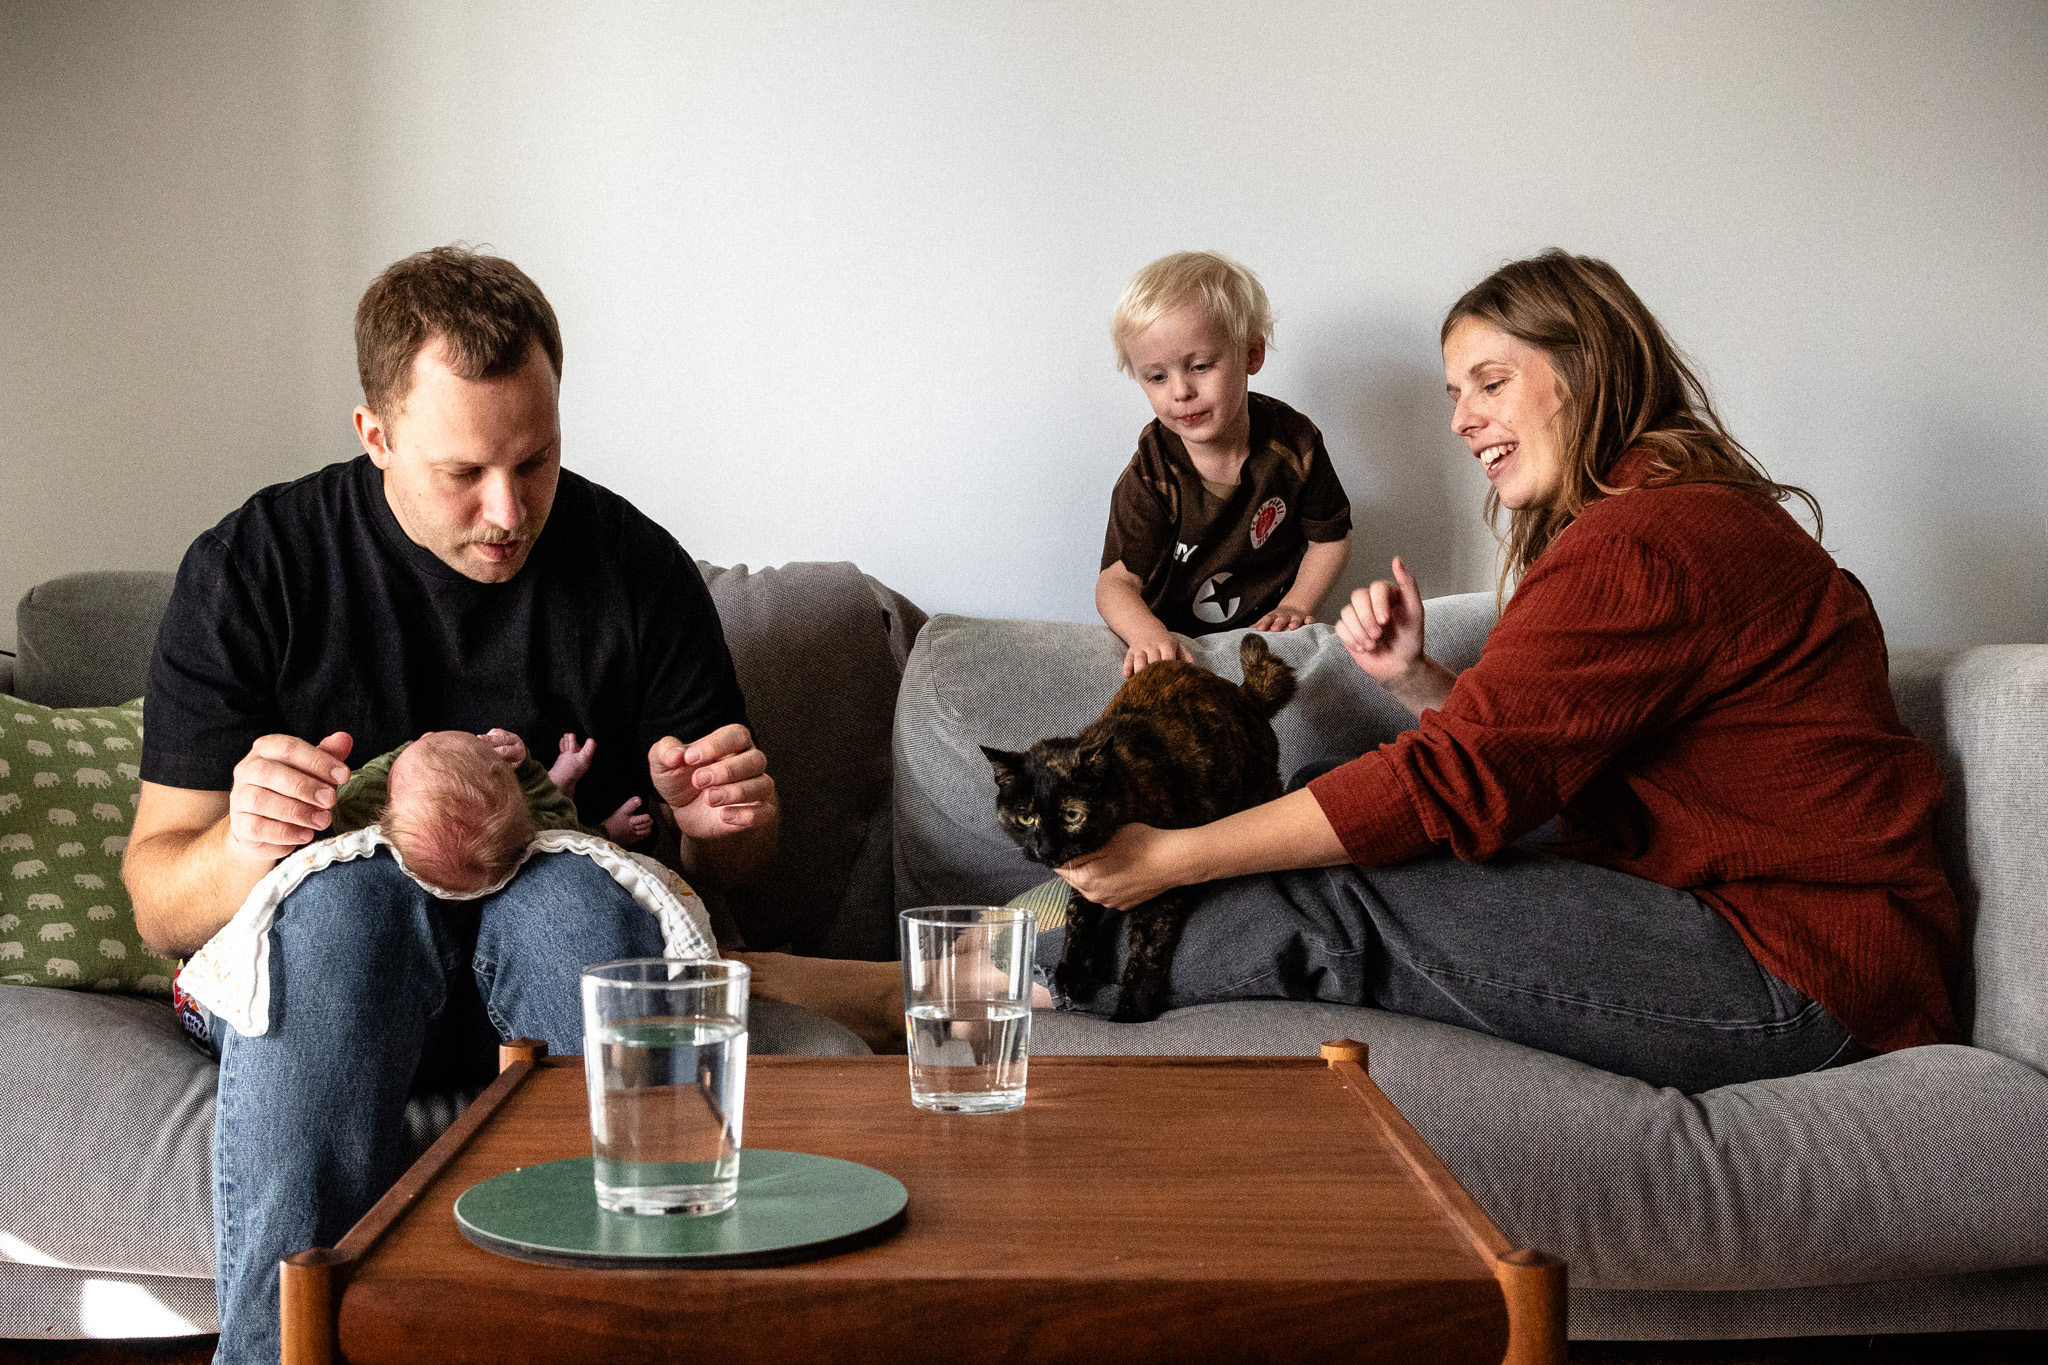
2, 701, 149, 987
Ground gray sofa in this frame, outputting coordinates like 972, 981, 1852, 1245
4, 567, 2045, 1344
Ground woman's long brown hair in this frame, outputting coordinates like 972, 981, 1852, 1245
1442, 249, 1821, 600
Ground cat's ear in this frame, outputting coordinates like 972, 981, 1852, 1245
980, 746, 1027, 789
1074, 729, 1115, 773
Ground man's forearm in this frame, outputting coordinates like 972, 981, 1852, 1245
124, 817, 274, 958
655, 803, 778, 892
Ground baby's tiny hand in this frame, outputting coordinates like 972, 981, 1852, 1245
478, 728, 528, 765
549, 734, 598, 796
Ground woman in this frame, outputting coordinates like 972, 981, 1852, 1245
753, 250, 1961, 1092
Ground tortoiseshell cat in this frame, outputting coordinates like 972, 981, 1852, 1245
981, 634, 1297, 1022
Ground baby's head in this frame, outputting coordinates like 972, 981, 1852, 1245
383, 731, 536, 895
1111, 250, 1273, 378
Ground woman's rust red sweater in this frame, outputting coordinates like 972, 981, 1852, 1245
1307, 467, 1961, 1053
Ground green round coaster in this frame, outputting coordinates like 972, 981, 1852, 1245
454, 1151, 907, 1269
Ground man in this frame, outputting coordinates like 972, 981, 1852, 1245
124, 246, 833, 1364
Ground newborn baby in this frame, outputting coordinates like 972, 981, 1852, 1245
331, 728, 655, 895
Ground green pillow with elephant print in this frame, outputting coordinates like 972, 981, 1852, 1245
0, 696, 175, 994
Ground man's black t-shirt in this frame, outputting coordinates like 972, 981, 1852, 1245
142, 457, 747, 832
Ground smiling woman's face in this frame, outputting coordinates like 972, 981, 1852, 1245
1442, 318, 1569, 512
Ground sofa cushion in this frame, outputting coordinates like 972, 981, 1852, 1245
0, 695, 177, 994
1032, 1001, 2048, 1293
0, 986, 216, 1278
892, 595, 1500, 911
13, 572, 177, 709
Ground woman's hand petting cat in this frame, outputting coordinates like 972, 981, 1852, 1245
1336, 556, 1458, 716
1122, 633, 1195, 679
1056, 823, 1191, 910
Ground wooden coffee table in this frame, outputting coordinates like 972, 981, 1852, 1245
281, 1040, 1564, 1365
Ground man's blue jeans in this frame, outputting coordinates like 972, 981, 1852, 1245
206, 849, 662, 1365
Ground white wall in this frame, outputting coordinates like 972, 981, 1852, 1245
5, 0, 2045, 654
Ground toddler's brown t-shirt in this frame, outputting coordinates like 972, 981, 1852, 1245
1100, 392, 1352, 636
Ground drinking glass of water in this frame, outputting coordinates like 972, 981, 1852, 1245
580, 958, 749, 1215
899, 907, 1035, 1114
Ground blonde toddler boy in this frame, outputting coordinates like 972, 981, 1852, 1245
1097, 251, 1352, 676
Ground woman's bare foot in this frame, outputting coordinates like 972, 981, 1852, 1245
732, 949, 1056, 1056
732, 952, 906, 1053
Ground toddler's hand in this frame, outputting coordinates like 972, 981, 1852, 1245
1252, 606, 1313, 632
549, 733, 597, 796
1122, 635, 1194, 679
478, 728, 527, 765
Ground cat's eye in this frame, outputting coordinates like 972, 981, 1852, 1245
1062, 804, 1086, 830
1016, 813, 1038, 828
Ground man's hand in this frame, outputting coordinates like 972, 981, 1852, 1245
225, 732, 354, 867
649, 725, 779, 843
1057, 823, 1192, 910
1122, 633, 1194, 679
1251, 604, 1314, 632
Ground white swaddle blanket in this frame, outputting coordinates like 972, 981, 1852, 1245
178, 826, 716, 1037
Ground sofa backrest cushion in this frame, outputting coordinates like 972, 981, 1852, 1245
14, 572, 177, 709
696, 561, 922, 957
1888, 646, 2048, 1071
893, 594, 1500, 914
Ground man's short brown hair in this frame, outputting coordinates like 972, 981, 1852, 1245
355, 244, 563, 416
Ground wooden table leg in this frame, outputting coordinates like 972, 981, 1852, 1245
279, 1246, 351, 1365
1322, 1039, 1569, 1365
499, 1037, 549, 1071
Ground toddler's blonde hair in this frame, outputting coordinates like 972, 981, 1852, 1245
1111, 251, 1274, 375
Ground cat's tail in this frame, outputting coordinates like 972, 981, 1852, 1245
1237, 633, 1297, 721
